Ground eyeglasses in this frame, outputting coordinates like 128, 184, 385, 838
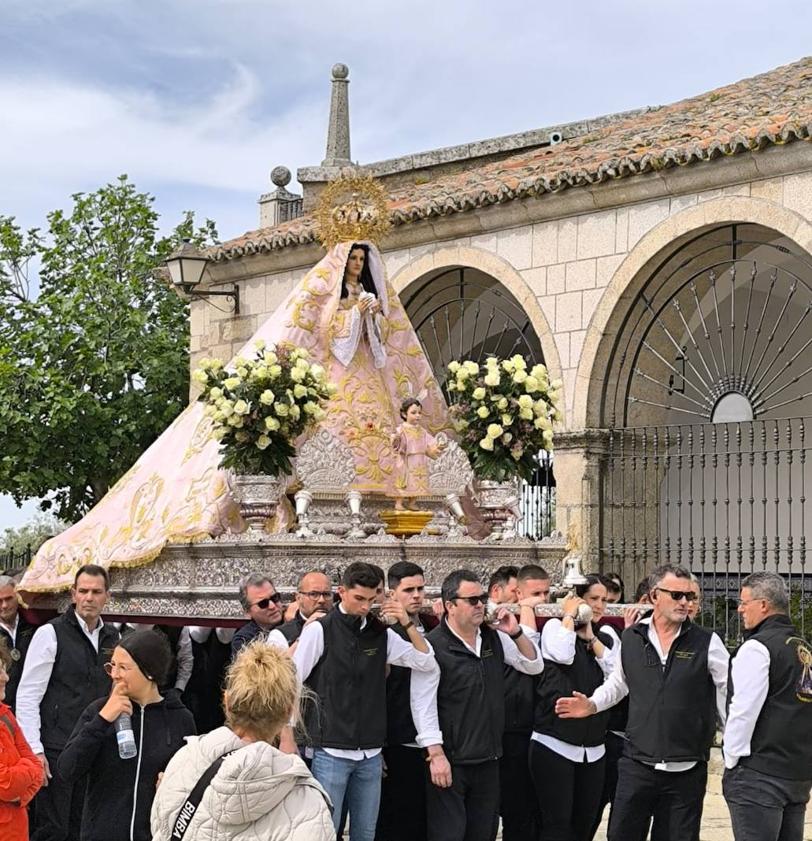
250, 593, 282, 610
299, 591, 332, 600
104, 662, 132, 676
654, 588, 699, 603
737, 598, 765, 607
451, 594, 487, 606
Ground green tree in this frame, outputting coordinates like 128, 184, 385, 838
0, 513, 67, 554
0, 176, 218, 522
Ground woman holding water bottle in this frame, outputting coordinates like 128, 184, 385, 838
58, 629, 196, 841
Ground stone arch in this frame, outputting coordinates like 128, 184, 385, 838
390, 243, 564, 408
574, 196, 812, 430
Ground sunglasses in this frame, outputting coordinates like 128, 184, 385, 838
251, 593, 282, 610
654, 588, 699, 603
451, 594, 487, 606
299, 591, 333, 600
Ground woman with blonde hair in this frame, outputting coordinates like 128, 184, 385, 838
150, 640, 334, 841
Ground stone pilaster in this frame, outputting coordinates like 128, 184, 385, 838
322, 63, 351, 167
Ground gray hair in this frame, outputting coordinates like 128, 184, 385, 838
648, 564, 692, 594
742, 572, 789, 612
238, 573, 275, 611
0, 576, 16, 590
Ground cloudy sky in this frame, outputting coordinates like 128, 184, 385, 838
1, 0, 810, 529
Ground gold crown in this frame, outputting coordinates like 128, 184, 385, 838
314, 173, 391, 249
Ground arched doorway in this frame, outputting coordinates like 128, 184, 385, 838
402, 265, 554, 537
598, 223, 812, 639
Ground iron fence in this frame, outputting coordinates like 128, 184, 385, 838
0, 544, 32, 575
600, 417, 811, 644
519, 451, 556, 540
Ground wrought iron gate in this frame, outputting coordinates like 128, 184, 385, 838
599, 224, 812, 642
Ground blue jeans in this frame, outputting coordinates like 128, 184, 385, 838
312, 748, 383, 841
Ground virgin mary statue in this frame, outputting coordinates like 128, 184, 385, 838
20, 236, 450, 595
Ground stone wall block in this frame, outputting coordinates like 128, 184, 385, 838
581, 288, 604, 330
497, 227, 533, 270
521, 267, 547, 296
783, 172, 812, 221
615, 209, 629, 253
470, 232, 498, 253
557, 218, 578, 263
531, 221, 558, 267
569, 330, 586, 369
669, 194, 698, 215
750, 178, 784, 204
596, 254, 624, 290
556, 291, 582, 332
241, 278, 267, 316
565, 259, 597, 291
576, 209, 616, 259
627, 199, 670, 250
547, 263, 566, 295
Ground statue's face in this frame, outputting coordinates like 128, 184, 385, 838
346, 248, 365, 279
405, 403, 422, 424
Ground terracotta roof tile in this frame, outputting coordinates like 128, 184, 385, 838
214, 57, 812, 261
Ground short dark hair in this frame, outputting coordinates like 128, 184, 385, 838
73, 564, 110, 590
517, 565, 549, 584
603, 572, 624, 598
388, 561, 424, 589
238, 573, 275, 611
648, 564, 691, 594
575, 574, 606, 599
600, 574, 622, 596
369, 564, 385, 586
399, 397, 422, 420
342, 562, 382, 590
441, 569, 481, 605
488, 565, 518, 595
633, 577, 650, 603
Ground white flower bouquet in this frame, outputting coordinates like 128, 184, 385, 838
446, 354, 562, 482
193, 341, 336, 477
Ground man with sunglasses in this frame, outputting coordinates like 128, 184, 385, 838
556, 563, 729, 841
268, 570, 333, 651
722, 572, 812, 841
230, 573, 283, 657
413, 568, 543, 841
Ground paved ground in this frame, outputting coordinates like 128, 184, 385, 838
590, 752, 812, 841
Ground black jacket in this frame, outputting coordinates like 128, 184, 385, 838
58, 694, 196, 841
0, 614, 36, 713
230, 620, 269, 657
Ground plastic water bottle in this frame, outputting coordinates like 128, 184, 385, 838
115, 714, 137, 759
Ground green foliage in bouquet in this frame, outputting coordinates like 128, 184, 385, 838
446, 354, 562, 482
193, 340, 336, 477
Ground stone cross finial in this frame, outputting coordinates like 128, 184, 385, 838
322, 63, 351, 167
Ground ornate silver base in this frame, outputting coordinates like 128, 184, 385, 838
231, 474, 284, 532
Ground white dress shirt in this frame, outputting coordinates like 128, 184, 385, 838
16, 616, 106, 755
412, 622, 544, 749
722, 638, 771, 769
291, 607, 438, 760
0, 614, 20, 647
532, 619, 621, 763
589, 617, 729, 771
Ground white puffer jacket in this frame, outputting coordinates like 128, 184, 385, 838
150, 727, 335, 841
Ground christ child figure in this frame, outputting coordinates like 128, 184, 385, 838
391, 398, 446, 510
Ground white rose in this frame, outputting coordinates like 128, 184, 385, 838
265, 416, 280, 432
290, 405, 301, 420
511, 354, 527, 370
275, 403, 289, 417
484, 372, 500, 387
512, 370, 527, 384
310, 363, 325, 379
472, 387, 487, 400
236, 366, 248, 379
224, 377, 240, 390
303, 401, 318, 415
254, 339, 266, 351
293, 384, 308, 399
447, 361, 461, 373
520, 407, 534, 421
256, 434, 271, 450
263, 351, 278, 365
530, 364, 547, 380
524, 376, 540, 393
485, 356, 499, 369
502, 432, 513, 444
486, 423, 504, 439
501, 414, 513, 426
269, 364, 282, 379
228, 415, 244, 428
259, 390, 275, 405
497, 397, 509, 410
479, 437, 494, 451
543, 429, 554, 445
477, 406, 490, 419
518, 394, 533, 408
233, 400, 250, 416
209, 387, 223, 400
501, 359, 516, 373
295, 358, 310, 371
462, 360, 479, 375
220, 401, 235, 417
192, 369, 208, 384
290, 368, 304, 382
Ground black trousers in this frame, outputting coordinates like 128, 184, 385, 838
500, 732, 540, 841
588, 732, 647, 841
376, 745, 428, 841
425, 759, 500, 841
529, 740, 605, 841
608, 756, 707, 841
723, 764, 812, 841
30, 748, 83, 841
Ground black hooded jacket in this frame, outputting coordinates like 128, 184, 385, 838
58, 693, 196, 841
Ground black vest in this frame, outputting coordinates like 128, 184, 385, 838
0, 615, 36, 713
427, 620, 506, 765
622, 620, 715, 764
278, 613, 307, 645
305, 610, 388, 750
385, 616, 438, 746
40, 608, 119, 751
534, 625, 614, 747
730, 614, 812, 780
